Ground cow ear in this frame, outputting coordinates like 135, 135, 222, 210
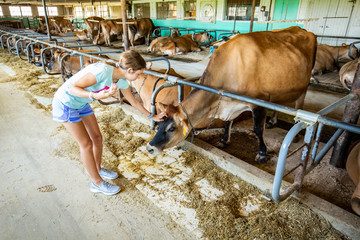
157, 103, 179, 116
157, 102, 168, 113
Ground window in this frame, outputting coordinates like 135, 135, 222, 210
96, 5, 109, 18
226, 0, 260, 21
9, 6, 21, 17
157, 2, 177, 19
134, 3, 150, 19
48, 7, 58, 16
74, 6, 83, 18
184, 0, 196, 20
20, 6, 32, 16
38, 6, 58, 16
85, 6, 95, 17
0, 7, 3, 17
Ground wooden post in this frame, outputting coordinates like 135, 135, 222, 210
330, 64, 360, 168
249, 0, 256, 32
121, 0, 129, 51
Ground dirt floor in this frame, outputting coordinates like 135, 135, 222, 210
0, 37, 359, 239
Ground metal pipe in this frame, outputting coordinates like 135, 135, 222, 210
150, 82, 179, 129
272, 122, 306, 202
317, 93, 356, 115
316, 35, 360, 40
42, 0, 52, 41
314, 128, 344, 165
4, 29, 360, 138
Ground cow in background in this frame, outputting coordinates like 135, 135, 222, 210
147, 32, 210, 55
51, 17, 74, 34
94, 19, 130, 46
47, 49, 109, 76
311, 43, 358, 83
84, 16, 104, 40
339, 58, 360, 90
74, 29, 90, 41
146, 27, 317, 164
128, 18, 155, 46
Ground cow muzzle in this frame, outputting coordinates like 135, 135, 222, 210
146, 143, 161, 155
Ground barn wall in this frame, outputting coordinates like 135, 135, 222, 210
149, 0, 302, 34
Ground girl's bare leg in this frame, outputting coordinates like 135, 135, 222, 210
81, 114, 103, 172
63, 120, 102, 185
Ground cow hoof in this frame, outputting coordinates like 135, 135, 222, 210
215, 141, 227, 148
265, 122, 275, 129
255, 154, 269, 164
310, 77, 319, 84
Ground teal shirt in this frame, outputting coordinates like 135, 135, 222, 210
54, 62, 129, 109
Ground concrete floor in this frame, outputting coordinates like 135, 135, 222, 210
0, 78, 194, 239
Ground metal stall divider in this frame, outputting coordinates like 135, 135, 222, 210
146, 68, 360, 202
2, 27, 360, 202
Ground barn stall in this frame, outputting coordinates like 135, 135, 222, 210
1, 0, 360, 239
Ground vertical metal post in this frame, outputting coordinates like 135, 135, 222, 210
42, 0, 52, 41
266, 0, 273, 31
178, 84, 184, 103
330, 64, 360, 168
249, 0, 256, 32
121, 0, 129, 50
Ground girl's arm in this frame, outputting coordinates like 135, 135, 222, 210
120, 87, 167, 122
68, 72, 116, 100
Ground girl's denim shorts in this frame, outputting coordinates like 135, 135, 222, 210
52, 98, 94, 123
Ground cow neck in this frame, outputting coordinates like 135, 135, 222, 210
181, 89, 218, 127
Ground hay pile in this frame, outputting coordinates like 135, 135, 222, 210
58, 104, 348, 239
0, 49, 62, 100
0, 48, 349, 240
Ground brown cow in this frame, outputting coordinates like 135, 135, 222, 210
36, 16, 60, 35
51, 17, 74, 34
146, 27, 317, 163
74, 29, 90, 41
84, 16, 104, 40
346, 141, 360, 215
128, 18, 155, 46
47, 49, 108, 76
312, 43, 358, 82
94, 19, 125, 46
339, 58, 360, 90
147, 32, 209, 55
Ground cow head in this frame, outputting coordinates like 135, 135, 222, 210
147, 103, 191, 155
47, 49, 62, 72
340, 43, 359, 61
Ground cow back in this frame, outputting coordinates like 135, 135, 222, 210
202, 26, 316, 103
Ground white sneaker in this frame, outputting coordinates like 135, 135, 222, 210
99, 168, 119, 180
90, 181, 121, 195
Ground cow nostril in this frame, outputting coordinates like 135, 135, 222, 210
146, 144, 154, 153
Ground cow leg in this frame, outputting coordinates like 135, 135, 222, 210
217, 121, 233, 148
265, 111, 278, 129
252, 107, 268, 163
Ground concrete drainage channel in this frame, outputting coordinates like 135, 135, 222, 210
120, 103, 360, 239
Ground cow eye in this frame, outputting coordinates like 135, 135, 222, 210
169, 127, 175, 132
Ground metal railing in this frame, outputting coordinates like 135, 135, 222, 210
2, 26, 360, 203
